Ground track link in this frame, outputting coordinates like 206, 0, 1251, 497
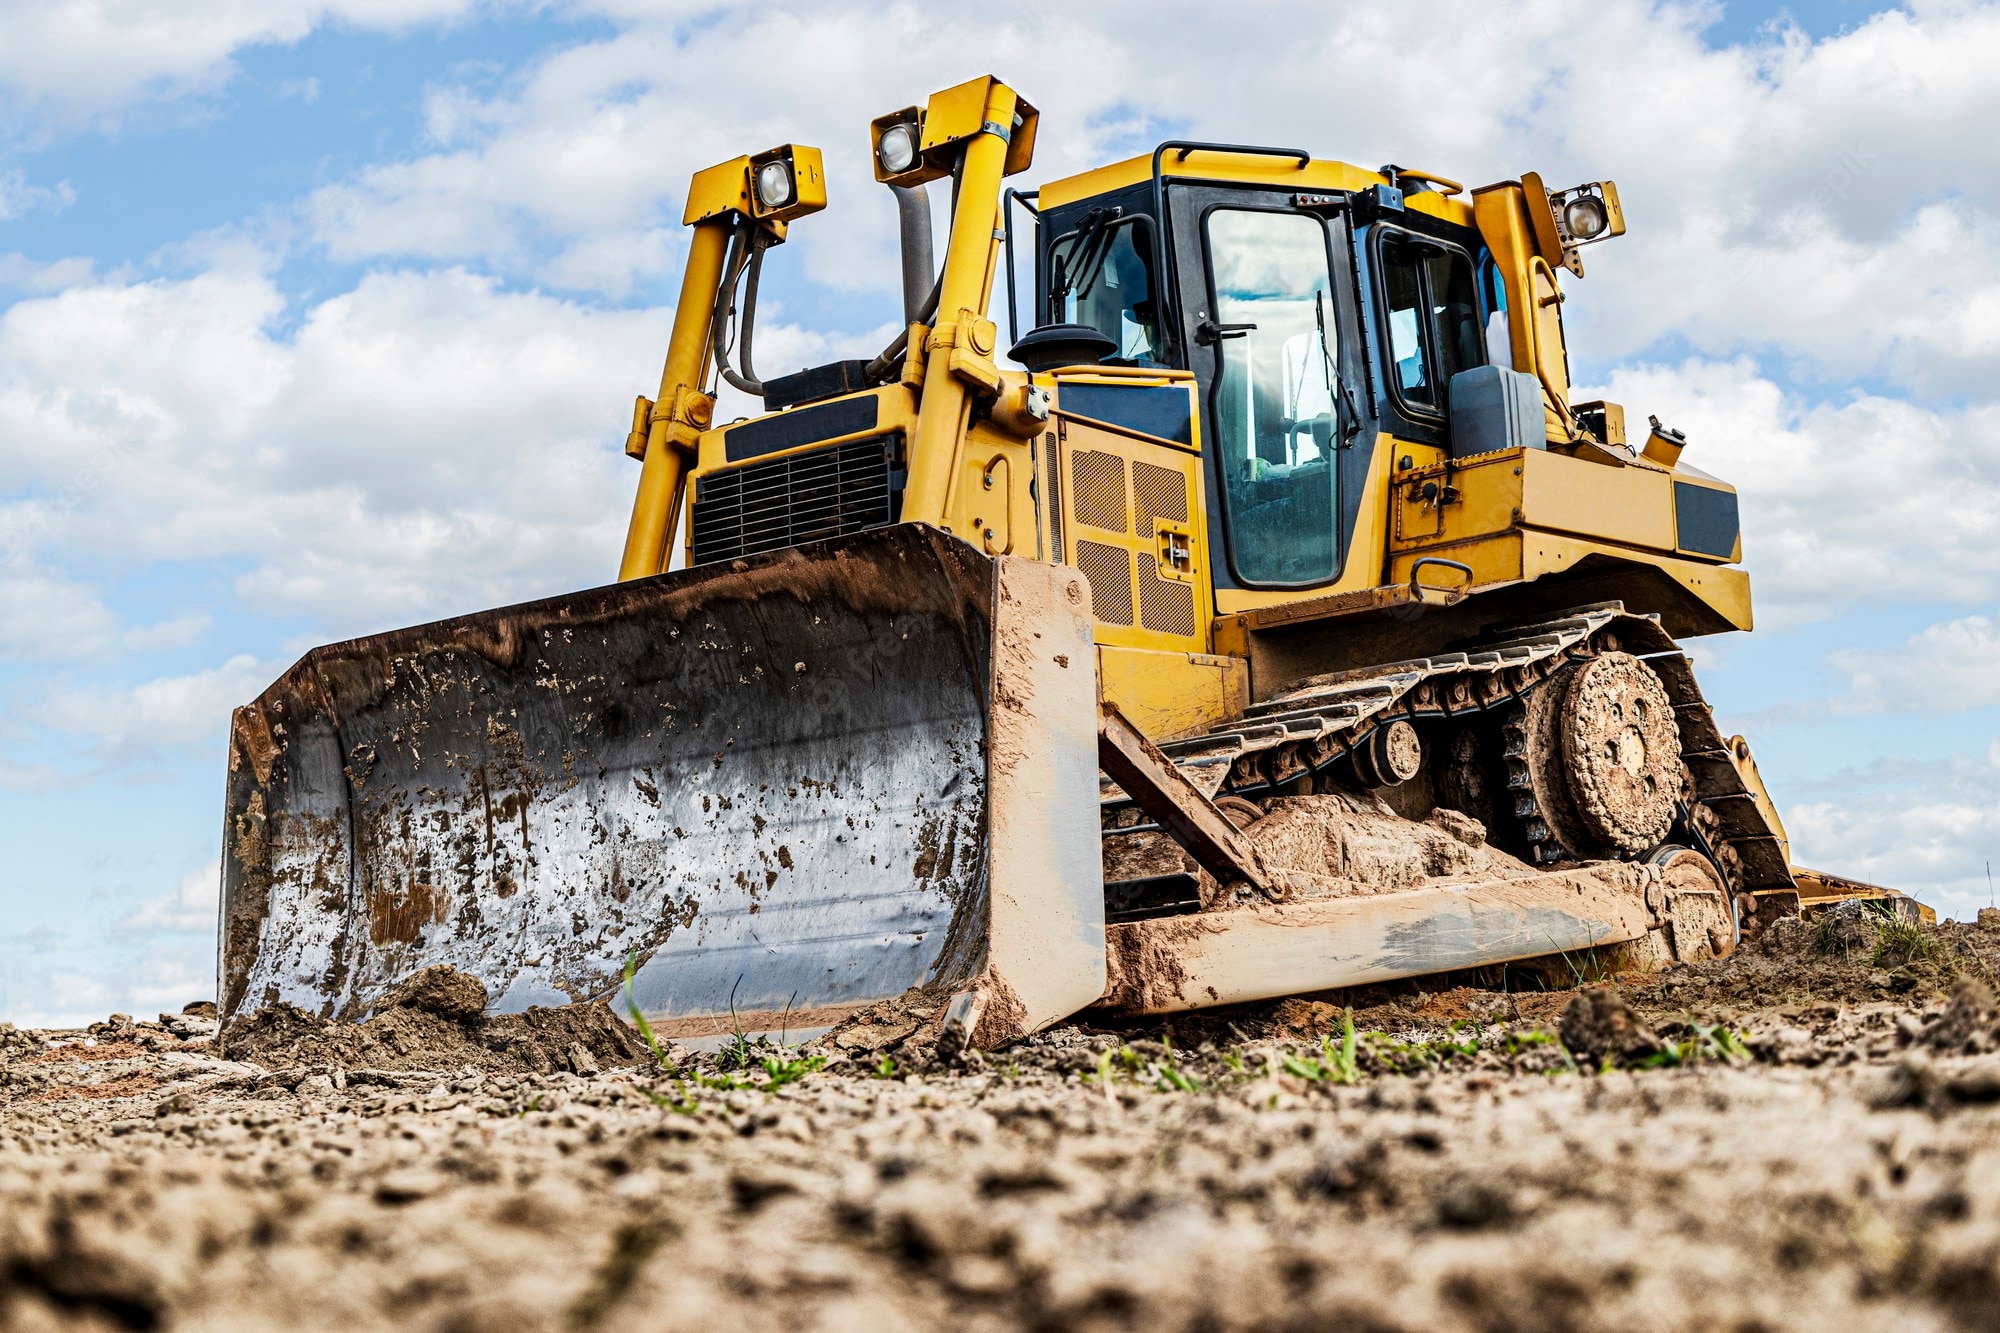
1102, 601, 1798, 901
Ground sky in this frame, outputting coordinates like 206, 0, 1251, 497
2, 0, 1998, 1027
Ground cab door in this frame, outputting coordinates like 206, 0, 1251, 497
1164, 186, 1371, 595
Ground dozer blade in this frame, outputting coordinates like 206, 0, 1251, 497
219, 525, 1106, 1048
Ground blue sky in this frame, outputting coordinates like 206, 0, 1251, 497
3, 0, 1999, 1025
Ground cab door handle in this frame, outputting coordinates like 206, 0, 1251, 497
1195, 320, 1256, 345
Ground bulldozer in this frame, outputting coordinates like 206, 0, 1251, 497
217, 76, 1925, 1050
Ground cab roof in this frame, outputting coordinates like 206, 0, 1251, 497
1036, 148, 1478, 228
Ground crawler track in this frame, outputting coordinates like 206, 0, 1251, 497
1110, 602, 1797, 905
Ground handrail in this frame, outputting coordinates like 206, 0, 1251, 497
1149, 141, 1314, 362
1002, 186, 1039, 345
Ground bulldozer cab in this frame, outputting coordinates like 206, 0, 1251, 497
1028, 152, 1514, 598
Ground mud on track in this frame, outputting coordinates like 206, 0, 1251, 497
7, 914, 2000, 1331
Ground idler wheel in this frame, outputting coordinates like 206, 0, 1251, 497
1353, 719, 1422, 788
1647, 844, 1736, 961
1519, 651, 1681, 859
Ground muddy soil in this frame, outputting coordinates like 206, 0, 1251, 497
7, 919, 2000, 1331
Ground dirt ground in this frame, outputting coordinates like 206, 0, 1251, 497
8, 910, 2000, 1332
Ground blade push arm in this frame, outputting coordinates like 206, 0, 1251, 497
617, 147, 826, 580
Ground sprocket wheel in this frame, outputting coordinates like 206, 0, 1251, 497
1514, 651, 1682, 861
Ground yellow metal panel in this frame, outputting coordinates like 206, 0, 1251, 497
957, 423, 1035, 558
1521, 448, 1674, 549
1096, 646, 1248, 742
682, 156, 752, 226
690, 385, 918, 477
919, 76, 997, 154
1052, 412, 1212, 653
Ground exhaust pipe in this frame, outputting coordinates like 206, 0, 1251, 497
890, 183, 935, 326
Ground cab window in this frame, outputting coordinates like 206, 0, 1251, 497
1203, 207, 1344, 586
1049, 217, 1164, 365
1480, 254, 1513, 369
1375, 232, 1483, 419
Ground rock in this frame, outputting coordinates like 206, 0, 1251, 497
1271, 999, 1342, 1036
1434, 1176, 1515, 1230
1427, 808, 1487, 847
1559, 988, 1664, 1067
374, 1168, 446, 1204
1920, 980, 2000, 1054
182, 1001, 218, 1018
383, 967, 490, 1023
1943, 1062, 2000, 1105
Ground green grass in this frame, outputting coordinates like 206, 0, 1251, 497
620, 953, 823, 1112
1811, 910, 1854, 958
1631, 1020, 1751, 1069
1871, 914, 1939, 969
1278, 1008, 1363, 1086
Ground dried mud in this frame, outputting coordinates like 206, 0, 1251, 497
8, 918, 2000, 1331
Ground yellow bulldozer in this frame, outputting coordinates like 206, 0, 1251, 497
218, 76, 1923, 1050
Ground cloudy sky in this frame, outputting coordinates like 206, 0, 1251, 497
1, 0, 1995, 1026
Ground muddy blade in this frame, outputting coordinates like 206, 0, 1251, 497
220, 525, 1104, 1046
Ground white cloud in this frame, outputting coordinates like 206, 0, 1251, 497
280, 0, 2000, 410
117, 858, 219, 934
39, 653, 272, 753
0, 0, 487, 128
1785, 741, 2000, 923
0, 557, 117, 660
0, 253, 96, 292
0, 266, 662, 630
0, 168, 73, 219
1584, 357, 2000, 626
1824, 613, 2000, 715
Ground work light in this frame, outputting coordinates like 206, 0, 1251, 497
878, 122, 918, 176
755, 159, 795, 210
1564, 194, 1610, 241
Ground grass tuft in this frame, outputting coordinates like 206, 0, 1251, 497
1871, 914, 1938, 969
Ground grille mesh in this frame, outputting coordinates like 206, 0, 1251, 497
1133, 460, 1189, 526
1043, 432, 1063, 562
1074, 540, 1134, 625
1072, 451, 1128, 533
1138, 553, 1197, 637
690, 435, 897, 566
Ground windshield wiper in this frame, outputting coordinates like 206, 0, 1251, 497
1317, 291, 1363, 447
1052, 207, 1119, 308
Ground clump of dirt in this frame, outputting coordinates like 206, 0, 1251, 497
1559, 987, 1665, 1065
218, 968, 650, 1076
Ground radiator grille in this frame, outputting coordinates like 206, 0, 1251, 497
689, 435, 899, 566
1138, 553, 1197, 637
1075, 540, 1134, 625
1133, 460, 1188, 526
1072, 450, 1128, 532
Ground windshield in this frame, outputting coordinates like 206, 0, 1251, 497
1203, 207, 1344, 586
1050, 218, 1164, 364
